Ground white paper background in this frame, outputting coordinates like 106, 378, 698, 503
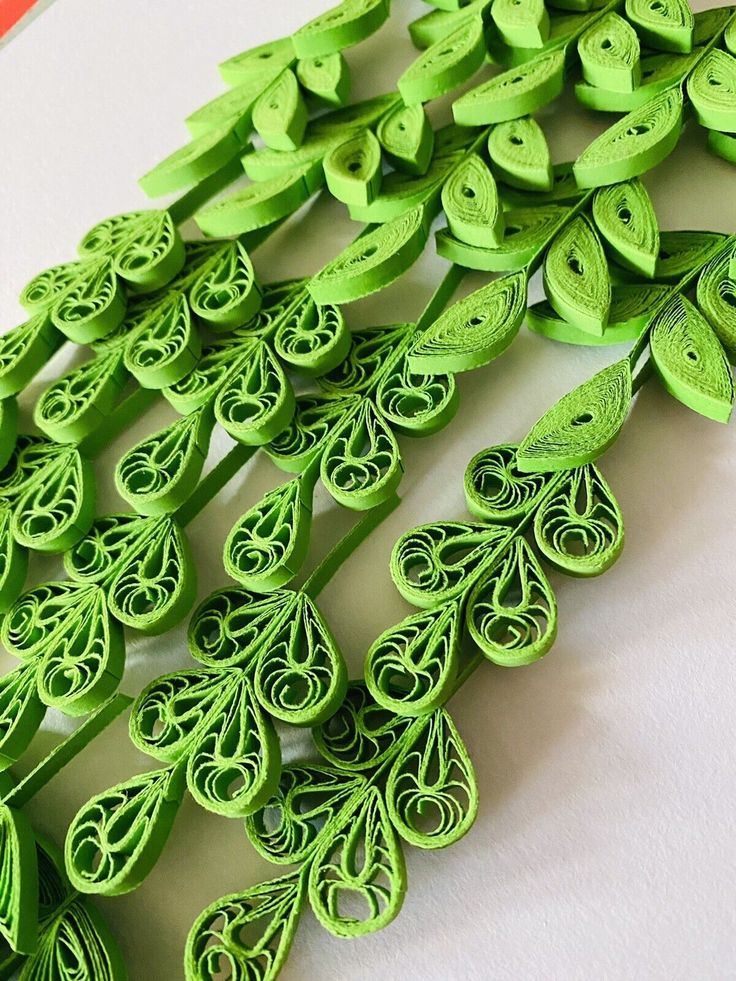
1, 2, 735, 978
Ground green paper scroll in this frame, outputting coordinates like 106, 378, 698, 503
453, 50, 565, 125
324, 129, 383, 206
189, 240, 262, 330
649, 294, 734, 422
436, 203, 568, 272
195, 163, 319, 236
219, 37, 295, 87
308, 206, 429, 304
517, 359, 633, 471
123, 292, 201, 389
578, 12, 641, 92
377, 103, 434, 176
397, 16, 486, 105
215, 344, 295, 445
292, 0, 390, 58
624, 0, 694, 53
592, 178, 659, 278
297, 52, 351, 106
223, 477, 313, 591
139, 125, 241, 198
441, 153, 504, 249
574, 87, 684, 187
491, 0, 550, 49
487, 117, 553, 191
696, 250, 736, 362
543, 216, 611, 335
409, 271, 526, 373
51, 259, 126, 345
253, 70, 308, 151
687, 49, 736, 134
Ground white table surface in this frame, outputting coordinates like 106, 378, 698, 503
1, 2, 735, 979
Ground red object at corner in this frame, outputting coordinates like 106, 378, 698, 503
0, 0, 40, 37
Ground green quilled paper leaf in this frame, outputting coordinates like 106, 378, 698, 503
253, 69, 308, 151
397, 15, 487, 105
487, 116, 553, 192
441, 153, 505, 249
624, 0, 694, 53
308, 205, 429, 304
543, 215, 611, 335
296, 52, 351, 106
517, 358, 633, 471
687, 48, 736, 133
696, 249, 736, 362
408, 270, 527, 373
292, 0, 390, 58
377, 103, 434, 176
573, 87, 684, 187
577, 12, 641, 93
592, 178, 660, 278
649, 293, 734, 422
453, 50, 565, 125
323, 129, 383, 206
491, 0, 550, 49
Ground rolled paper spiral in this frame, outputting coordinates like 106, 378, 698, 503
491, 0, 550, 49
252, 70, 308, 151
542, 215, 611, 335
115, 407, 214, 516
214, 343, 295, 445
578, 12, 641, 93
123, 291, 202, 389
573, 87, 684, 187
440, 153, 505, 249
390, 520, 512, 608
273, 299, 350, 376
696, 250, 736, 362
397, 16, 486, 105
687, 48, 736, 133
649, 293, 734, 422
466, 536, 557, 666
517, 358, 633, 472
296, 52, 351, 106
323, 128, 383, 206
138, 124, 241, 198
364, 602, 461, 716
188, 240, 262, 330
376, 103, 434, 176
464, 443, 551, 522
452, 50, 565, 125
624, 0, 694, 53
292, 0, 391, 58
486, 116, 553, 192
408, 270, 527, 373
527, 282, 671, 347
533, 463, 625, 576
50, 258, 126, 345
592, 178, 660, 278
308, 205, 430, 304
436, 203, 568, 272
223, 477, 313, 590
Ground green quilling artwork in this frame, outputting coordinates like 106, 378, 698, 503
0, 0, 734, 976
